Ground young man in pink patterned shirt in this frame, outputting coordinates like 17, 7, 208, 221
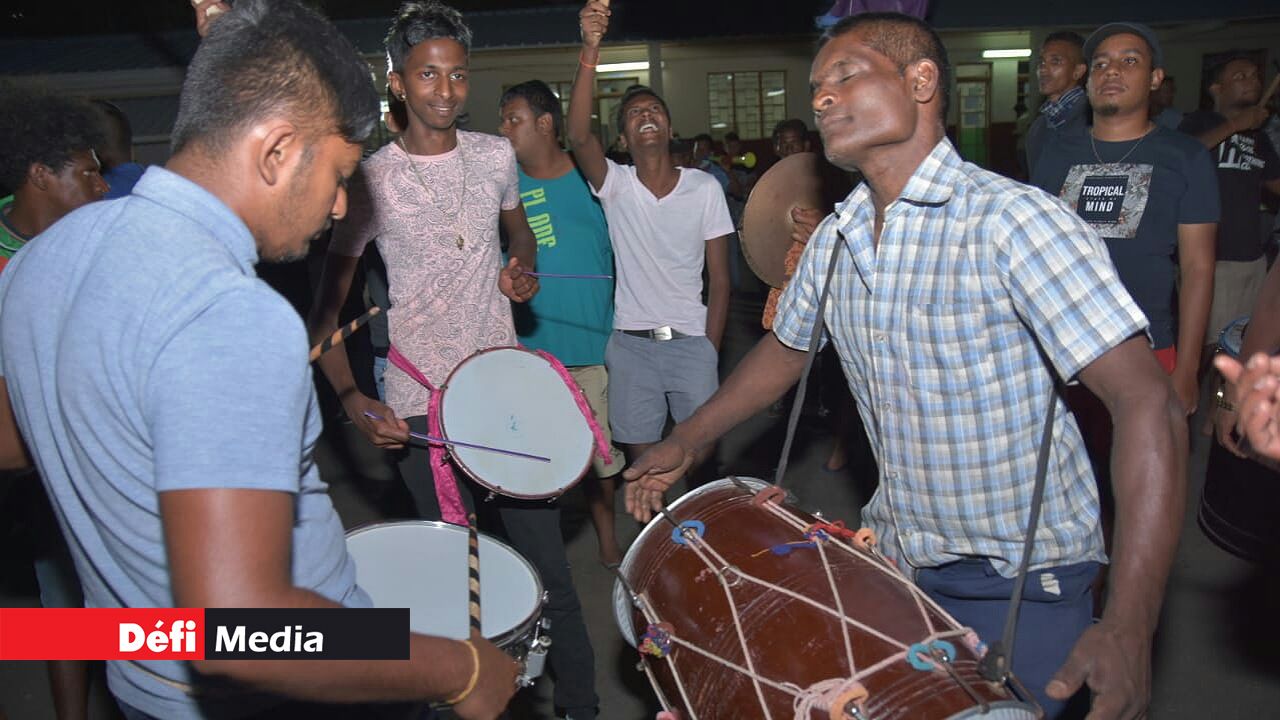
307, 3, 604, 718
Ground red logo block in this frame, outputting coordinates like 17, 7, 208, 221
0, 608, 206, 660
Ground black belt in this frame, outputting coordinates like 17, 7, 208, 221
620, 327, 694, 341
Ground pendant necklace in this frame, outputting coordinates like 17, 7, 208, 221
398, 136, 466, 250
1090, 124, 1154, 166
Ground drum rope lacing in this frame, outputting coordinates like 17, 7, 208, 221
631, 489, 985, 719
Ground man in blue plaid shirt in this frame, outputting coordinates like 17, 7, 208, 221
623, 12, 1186, 720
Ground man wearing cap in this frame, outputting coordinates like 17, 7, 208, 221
1032, 22, 1217, 423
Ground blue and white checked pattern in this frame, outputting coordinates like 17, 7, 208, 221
773, 140, 1148, 577
1041, 86, 1086, 130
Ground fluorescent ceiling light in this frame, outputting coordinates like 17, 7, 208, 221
982, 49, 1031, 59
766, 88, 785, 97
598, 61, 649, 73
710, 122, 729, 129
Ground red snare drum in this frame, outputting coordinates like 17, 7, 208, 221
613, 478, 1038, 720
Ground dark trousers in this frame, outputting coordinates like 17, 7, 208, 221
915, 558, 1099, 719
396, 416, 599, 718
118, 698, 431, 720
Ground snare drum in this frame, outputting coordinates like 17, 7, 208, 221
614, 478, 1038, 720
441, 347, 594, 499
346, 521, 550, 680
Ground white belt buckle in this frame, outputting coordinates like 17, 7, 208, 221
653, 326, 673, 341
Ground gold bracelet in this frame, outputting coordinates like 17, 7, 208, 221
445, 640, 480, 706
1215, 385, 1237, 412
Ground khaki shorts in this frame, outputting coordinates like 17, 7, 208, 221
568, 364, 627, 478
1206, 258, 1267, 347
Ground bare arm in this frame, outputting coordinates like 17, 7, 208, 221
1171, 222, 1215, 413
566, 1, 612, 191
0, 379, 30, 470
497, 207, 540, 303
623, 333, 807, 520
164, 488, 516, 717
306, 252, 408, 448
1191, 107, 1269, 150
1047, 335, 1186, 717
704, 234, 731, 350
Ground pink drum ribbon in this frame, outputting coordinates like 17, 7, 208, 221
387, 345, 469, 526
527, 348, 614, 467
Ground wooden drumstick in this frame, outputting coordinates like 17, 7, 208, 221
466, 515, 482, 635
309, 307, 382, 362
1260, 72, 1280, 109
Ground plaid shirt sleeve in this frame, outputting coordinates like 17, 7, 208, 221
992, 187, 1149, 382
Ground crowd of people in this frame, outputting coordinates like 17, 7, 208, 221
0, 1, 1277, 719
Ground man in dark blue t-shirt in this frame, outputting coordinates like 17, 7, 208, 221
1031, 22, 1218, 417
1179, 54, 1280, 348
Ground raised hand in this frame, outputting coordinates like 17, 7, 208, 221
579, 0, 611, 49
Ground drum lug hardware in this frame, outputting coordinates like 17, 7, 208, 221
485, 491, 496, 503
931, 646, 988, 714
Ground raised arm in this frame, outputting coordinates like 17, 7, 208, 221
566, 1, 612, 191
1190, 106, 1269, 150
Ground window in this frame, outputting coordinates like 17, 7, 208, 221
707, 71, 786, 140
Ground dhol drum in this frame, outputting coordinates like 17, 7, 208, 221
1200, 315, 1280, 564
614, 478, 1039, 720
440, 346, 595, 499
346, 521, 550, 684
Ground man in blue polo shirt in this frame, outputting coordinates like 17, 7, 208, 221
0, 1, 516, 717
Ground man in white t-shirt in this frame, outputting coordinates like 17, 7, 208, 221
566, 1, 732, 471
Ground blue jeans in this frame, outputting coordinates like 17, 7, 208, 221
915, 559, 1099, 719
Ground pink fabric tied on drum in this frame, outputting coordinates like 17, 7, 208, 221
526, 347, 614, 467
387, 345, 470, 526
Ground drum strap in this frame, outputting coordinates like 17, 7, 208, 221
387, 345, 470, 526
978, 390, 1058, 685
524, 347, 615, 467
773, 240, 845, 489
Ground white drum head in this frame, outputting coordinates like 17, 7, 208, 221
441, 347, 594, 499
346, 521, 542, 643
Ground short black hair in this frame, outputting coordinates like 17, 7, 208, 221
0, 85, 105, 192
817, 12, 951, 118
693, 133, 713, 144
500, 80, 563, 138
90, 100, 132, 168
772, 118, 808, 143
1043, 31, 1085, 53
615, 85, 671, 137
723, 131, 740, 142
171, 0, 379, 156
385, 1, 473, 74
1210, 52, 1259, 85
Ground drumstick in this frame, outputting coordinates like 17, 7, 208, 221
309, 307, 382, 363
525, 272, 614, 280
1260, 72, 1280, 109
361, 411, 551, 462
466, 513, 482, 635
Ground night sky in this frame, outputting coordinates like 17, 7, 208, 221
2, 0, 832, 37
